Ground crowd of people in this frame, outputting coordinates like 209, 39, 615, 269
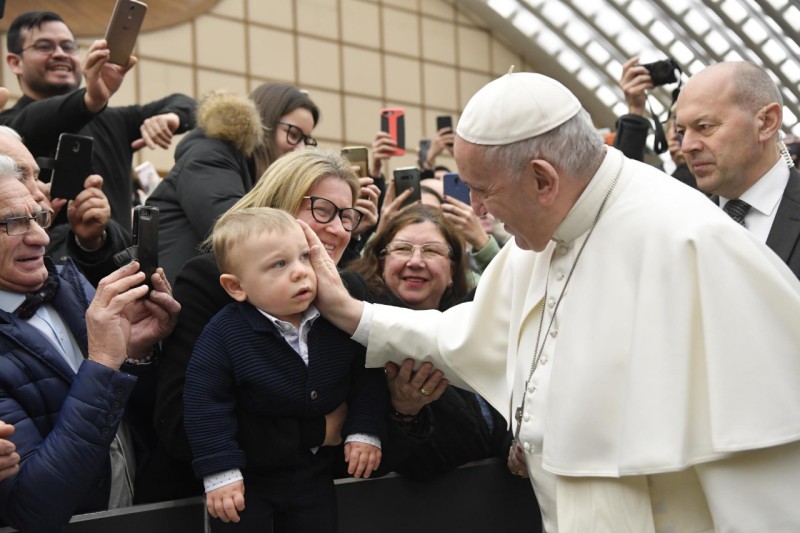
1, 7, 800, 533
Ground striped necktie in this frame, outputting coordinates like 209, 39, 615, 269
723, 199, 751, 226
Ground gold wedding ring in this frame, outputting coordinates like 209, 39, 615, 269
419, 387, 431, 397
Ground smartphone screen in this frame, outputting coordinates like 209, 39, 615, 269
393, 167, 421, 208
50, 133, 94, 200
418, 139, 431, 168
443, 172, 470, 205
104, 0, 148, 66
381, 108, 406, 156
341, 146, 369, 177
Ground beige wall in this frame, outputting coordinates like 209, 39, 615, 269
1, 0, 530, 175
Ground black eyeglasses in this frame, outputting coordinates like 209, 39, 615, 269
0, 210, 53, 236
303, 196, 362, 232
277, 121, 317, 147
22, 40, 80, 55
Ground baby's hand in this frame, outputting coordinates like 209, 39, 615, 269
206, 480, 245, 523
344, 441, 382, 479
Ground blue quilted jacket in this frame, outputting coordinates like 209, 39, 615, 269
0, 259, 139, 533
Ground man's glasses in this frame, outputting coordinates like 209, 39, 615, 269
382, 241, 452, 260
0, 210, 53, 236
303, 196, 362, 232
22, 40, 80, 55
277, 121, 317, 147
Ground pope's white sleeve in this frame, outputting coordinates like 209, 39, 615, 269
694, 440, 800, 531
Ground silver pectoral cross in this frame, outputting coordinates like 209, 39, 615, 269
513, 390, 527, 441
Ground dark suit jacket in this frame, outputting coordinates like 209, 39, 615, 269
766, 167, 800, 280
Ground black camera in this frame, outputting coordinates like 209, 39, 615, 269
642, 58, 680, 87
113, 205, 159, 291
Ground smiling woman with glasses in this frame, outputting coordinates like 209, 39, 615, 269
340, 205, 510, 483
303, 195, 362, 232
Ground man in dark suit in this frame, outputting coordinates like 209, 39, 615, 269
675, 61, 800, 279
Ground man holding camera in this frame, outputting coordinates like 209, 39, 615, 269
0, 156, 180, 532
676, 61, 800, 280
613, 56, 697, 189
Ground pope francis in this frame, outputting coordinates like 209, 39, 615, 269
304, 72, 800, 532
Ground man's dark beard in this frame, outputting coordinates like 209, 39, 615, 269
26, 77, 79, 98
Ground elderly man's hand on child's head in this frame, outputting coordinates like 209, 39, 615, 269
345, 442, 382, 479
206, 480, 245, 523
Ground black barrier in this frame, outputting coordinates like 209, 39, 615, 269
0, 459, 542, 533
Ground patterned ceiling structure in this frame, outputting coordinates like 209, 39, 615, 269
458, 0, 800, 137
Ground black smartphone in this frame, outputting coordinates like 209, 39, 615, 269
393, 167, 421, 208
104, 0, 148, 66
380, 107, 406, 156
114, 205, 159, 291
436, 115, 454, 147
50, 133, 93, 200
341, 146, 369, 178
443, 172, 470, 205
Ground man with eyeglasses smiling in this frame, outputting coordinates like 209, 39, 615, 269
0, 11, 196, 232
0, 154, 181, 531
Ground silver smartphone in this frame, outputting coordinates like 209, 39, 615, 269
104, 0, 148, 66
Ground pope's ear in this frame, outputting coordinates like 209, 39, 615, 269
530, 159, 559, 206
219, 274, 247, 302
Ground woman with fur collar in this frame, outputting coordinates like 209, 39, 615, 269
147, 84, 320, 284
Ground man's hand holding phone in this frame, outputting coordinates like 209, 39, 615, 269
68, 174, 112, 251
375, 180, 415, 235
82, 39, 137, 114
370, 131, 398, 177
353, 176, 380, 237
424, 126, 455, 169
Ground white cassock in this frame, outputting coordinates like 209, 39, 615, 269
357, 147, 800, 532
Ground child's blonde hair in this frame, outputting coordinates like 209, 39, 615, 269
211, 207, 300, 274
